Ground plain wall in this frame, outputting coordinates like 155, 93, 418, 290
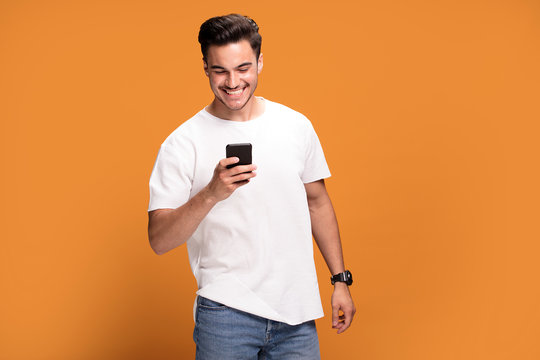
1, 0, 539, 359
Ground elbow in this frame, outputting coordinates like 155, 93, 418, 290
148, 211, 174, 255
150, 242, 167, 256
148, 233, 168, 256
152, 245, 166, 256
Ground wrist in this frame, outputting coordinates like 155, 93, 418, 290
200, 186, 219, 206
333, 282, 349, 290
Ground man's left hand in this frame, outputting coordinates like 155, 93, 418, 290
331, 283, 356, 334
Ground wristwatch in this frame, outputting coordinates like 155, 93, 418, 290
331, 270, 353, 285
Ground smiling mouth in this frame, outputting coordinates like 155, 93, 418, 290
223, 87, 245, 96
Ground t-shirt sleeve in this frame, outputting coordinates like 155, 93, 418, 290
301, 120, 331, 183
148, 139, 194, 211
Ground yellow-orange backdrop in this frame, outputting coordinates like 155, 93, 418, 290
1, 0, 539, 359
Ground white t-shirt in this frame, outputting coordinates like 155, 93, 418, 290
148, 98, 331, 325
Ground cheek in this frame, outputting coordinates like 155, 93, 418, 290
243, 72, 257, 83
209, 76, 222, 87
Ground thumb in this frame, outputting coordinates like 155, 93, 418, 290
219, 157, 239, 169
332, 305, 339, 327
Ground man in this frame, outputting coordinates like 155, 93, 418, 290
148, 14, 355, 359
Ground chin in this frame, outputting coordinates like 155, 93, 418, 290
225, 104, 248, 111
221, 96, 251, 111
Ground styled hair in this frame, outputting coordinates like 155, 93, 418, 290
198, 14, 262, 62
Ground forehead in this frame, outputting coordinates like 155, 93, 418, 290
206, 40, 257, 67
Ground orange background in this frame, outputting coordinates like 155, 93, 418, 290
1, 0, 539, 359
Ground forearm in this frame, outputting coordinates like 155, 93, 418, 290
309, 194, 345, 275
148, 186, 217, 255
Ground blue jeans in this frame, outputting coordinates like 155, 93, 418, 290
193, 296, 321, 360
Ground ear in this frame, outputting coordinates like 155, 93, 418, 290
203, 58, 209, 76
257, 53, 263, 74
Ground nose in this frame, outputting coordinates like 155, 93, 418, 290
225, 72, 239, 88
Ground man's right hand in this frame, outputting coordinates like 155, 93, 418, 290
205, 157, 257, 202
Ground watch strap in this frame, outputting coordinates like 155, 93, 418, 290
331, 270, 353, 285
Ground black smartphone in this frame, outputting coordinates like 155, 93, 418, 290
226, 143, 252, 169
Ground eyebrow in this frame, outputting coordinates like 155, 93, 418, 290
210, 62, 253, 70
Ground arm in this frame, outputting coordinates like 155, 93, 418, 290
148, 157, 257, 255
148, 188, 216, 255
305, 179, 356, 334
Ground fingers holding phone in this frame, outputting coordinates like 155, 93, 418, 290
220, 157, 258, 182
205, 144, 256, 202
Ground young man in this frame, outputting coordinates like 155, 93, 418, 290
148, 14, 355, 359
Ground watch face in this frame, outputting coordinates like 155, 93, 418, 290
346, 271, 353, 285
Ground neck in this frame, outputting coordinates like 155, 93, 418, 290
207, 96, 264, 122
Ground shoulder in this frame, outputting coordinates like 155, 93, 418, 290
160, 110, 206, 149
265, 99, 308, 119
264, 99, 313, 129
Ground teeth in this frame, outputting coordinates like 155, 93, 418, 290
225, 89, 243, 95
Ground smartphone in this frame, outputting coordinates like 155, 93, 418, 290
226, 143, 252, 169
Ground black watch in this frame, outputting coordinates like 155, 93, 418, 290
331, 270, 353, 285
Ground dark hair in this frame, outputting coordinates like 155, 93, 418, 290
198, 14, 262, 62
